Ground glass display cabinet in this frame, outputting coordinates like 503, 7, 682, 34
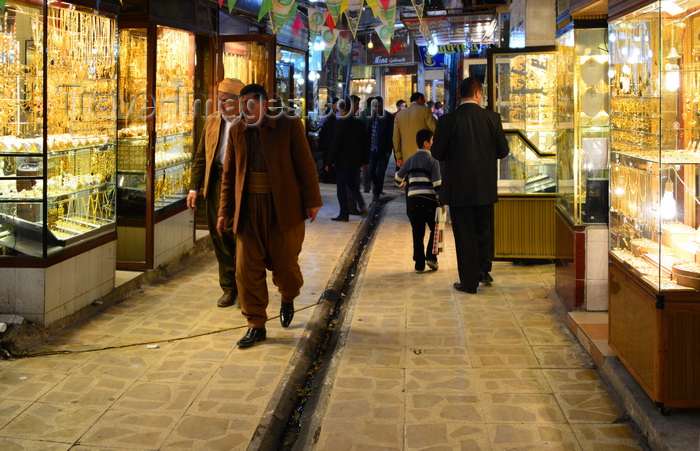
557, 28, 610, 225
117, 24, 195, 269
487, 47, 558, 260
220, 35, 275, 97
554, 24, 610, 312
275, 47, 307, 124
0, 0, 118, 325
0, 1, 117, 260
607, 0, 700, 410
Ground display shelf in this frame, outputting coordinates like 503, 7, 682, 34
0, 1, 117, 260
608, 0, 700, 410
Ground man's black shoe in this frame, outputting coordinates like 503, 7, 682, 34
481, 271, 494, 284
280, 302, 294, 328
331, 216, 349, 222
453, 283, 477, 294
349, 208, 361, 215
237, 328, 266, 348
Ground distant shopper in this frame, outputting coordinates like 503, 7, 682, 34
326, 97, 369, 221
395, 129, 442, 273
366, 96, 394, 202
393, 92, 436, 168
432, 77, 510, 294
187, 77, 244, 308
394, 99, 407, 117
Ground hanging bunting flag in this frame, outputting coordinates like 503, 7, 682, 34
292, 12, 306, 36
308, 8, 326, 40
344, 0, 364, 39
365, 0, 381, 17
325, 0, 344, 26
374, 23, 392, 52
270, 0, 297, 33
321, 25, 341, 58
325, 10, 336, 33
257, 0, 273, 22
0, 0, 6, 12
377, 0, 397, 40
218, 0, 224, 7
96, 0, 101, 11
228, 0, 236, 13
410, 0, 425, 24
379, 0, 391, 11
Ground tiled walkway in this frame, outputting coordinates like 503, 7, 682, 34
0, 185, 646, 450
310, 198, 643, 450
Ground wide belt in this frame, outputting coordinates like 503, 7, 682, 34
245, 171, 272, 193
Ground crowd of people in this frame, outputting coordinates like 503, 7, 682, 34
186, 77, 509, 348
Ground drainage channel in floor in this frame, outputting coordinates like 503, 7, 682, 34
277, 199, 389, 450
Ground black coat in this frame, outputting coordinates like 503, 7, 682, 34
328, 114, 369, 170
432, 103, 509, 206
367, 112, 394, 157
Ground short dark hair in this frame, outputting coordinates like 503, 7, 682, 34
332, 97, 339, 104
241, 83, 267, 100
409, 92, 424, 103
427, 100, 435, 108
416, 129, 433, 148
340, 97, 352, 113
435, 101, 443, 109
460, 77, 482, 99
396, 99, 406, 108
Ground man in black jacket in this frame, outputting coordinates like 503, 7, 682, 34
366, 96, 394, 202
432, 77, 510, 294
325, 97, 369, 222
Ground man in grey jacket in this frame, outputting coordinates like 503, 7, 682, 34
432, 77, 510, 294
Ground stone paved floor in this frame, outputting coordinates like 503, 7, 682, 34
0, 185, 645, 450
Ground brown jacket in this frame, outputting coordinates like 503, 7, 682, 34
188, 112, 225, 198
218, 114, 322, 233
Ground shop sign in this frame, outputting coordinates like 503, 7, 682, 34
418, 44, 468, 68
367, 34, 415, 65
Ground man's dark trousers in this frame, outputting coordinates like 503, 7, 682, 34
449, 203, 494, 290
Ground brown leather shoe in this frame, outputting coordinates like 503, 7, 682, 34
217, 289, 237, 308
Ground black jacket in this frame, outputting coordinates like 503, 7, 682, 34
432, 103, 509, 206
328, 114, 369, 170
367, 112, 394, 157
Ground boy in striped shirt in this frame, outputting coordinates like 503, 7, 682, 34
395, 129, 443, 273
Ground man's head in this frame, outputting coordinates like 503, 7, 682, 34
460, 77, 483, 103
339, 97, 353, 116
218, 78, 244, 117
350, 95, 361, 115
332, 97, 340, 111
240, 83, 268, 125
427, 100, 435, 111
396, 99, 407, 111
416, 128, 434, 150
373, 96, 384, 114
409, 92, 425, 104
365, 97, 375, 111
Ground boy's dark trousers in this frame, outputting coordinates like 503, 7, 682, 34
406, 196, 438, 269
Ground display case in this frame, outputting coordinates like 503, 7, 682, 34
383, 70, 416, 113
488, 46, 559, 158
553, 23, 611, 312
275, 47, 307, 123
220, 35, 275, 97
0, 1, 117, 259
608, 0, 700, 409
557, 27, 610, 225
116, 24, 195, 268
487, 47, 558, 259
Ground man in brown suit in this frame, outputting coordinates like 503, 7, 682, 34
216, 84, 322, 348
187, 78, 244, 307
